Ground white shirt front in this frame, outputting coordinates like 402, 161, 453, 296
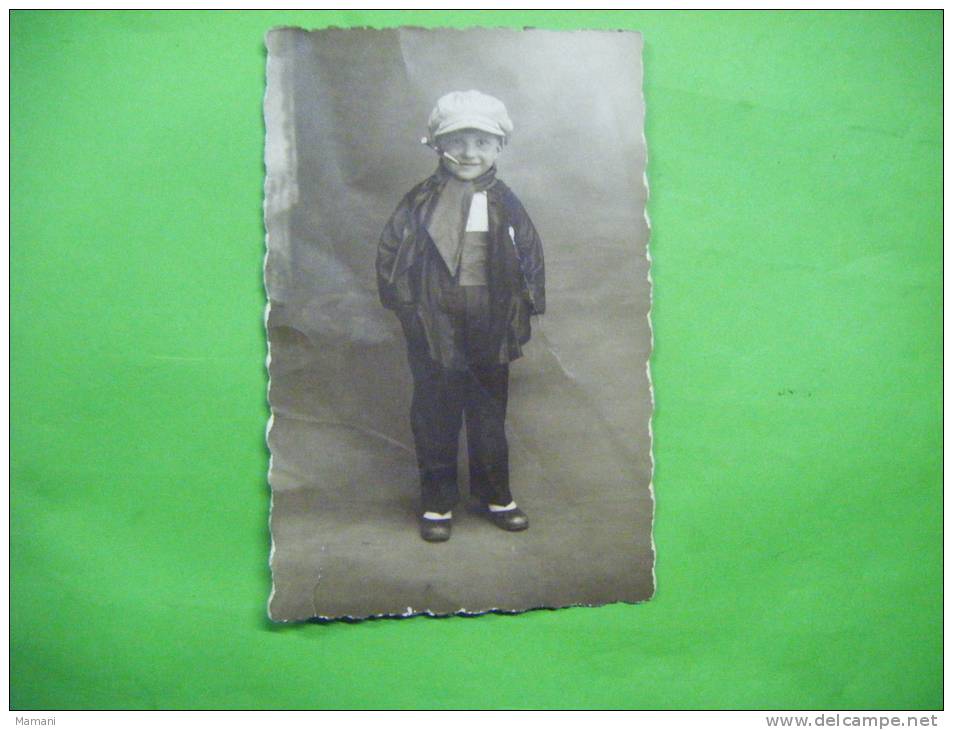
464, 192, 489, 232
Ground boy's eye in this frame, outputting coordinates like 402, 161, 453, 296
441, 135, 497, 151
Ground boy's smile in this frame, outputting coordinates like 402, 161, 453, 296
436, 129, 503, 181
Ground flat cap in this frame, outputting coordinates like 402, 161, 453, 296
427, 90, 514, 141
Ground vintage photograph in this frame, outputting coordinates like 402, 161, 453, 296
264, 27, 653, 620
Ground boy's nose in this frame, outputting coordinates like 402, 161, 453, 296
462, 140, 479, 158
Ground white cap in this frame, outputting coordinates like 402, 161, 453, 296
427, 90, 514, 141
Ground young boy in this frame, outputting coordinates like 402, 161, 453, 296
376, 90, 546, 542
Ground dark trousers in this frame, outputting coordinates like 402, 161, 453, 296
402, 287, 512, 514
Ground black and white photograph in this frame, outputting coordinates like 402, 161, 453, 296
264, 26, 653, 620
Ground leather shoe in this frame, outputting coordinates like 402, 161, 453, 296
419, 517, 452, 542
486, 506, 529, 532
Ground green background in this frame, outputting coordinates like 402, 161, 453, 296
11, 10, 942, 709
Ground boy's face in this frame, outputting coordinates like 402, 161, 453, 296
436, 129, 503, 181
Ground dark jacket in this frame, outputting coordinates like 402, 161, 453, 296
376, 171, 546, 369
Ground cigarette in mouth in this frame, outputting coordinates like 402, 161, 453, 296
420, 137, 461, 165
